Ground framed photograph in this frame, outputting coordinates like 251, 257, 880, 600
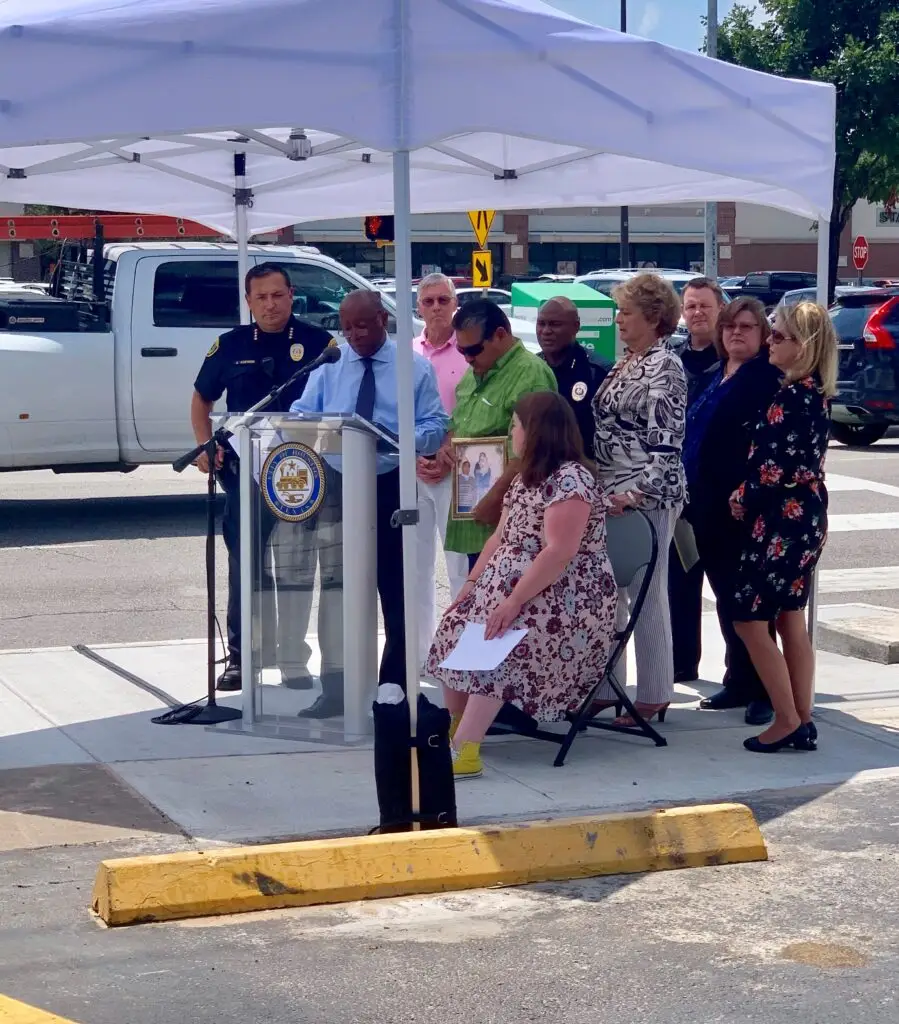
451, 436, 508, 521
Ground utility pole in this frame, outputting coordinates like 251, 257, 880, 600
704, 0, 718, 278
619, 0, 630, 268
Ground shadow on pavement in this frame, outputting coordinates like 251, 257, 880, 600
0, 493, 220, 547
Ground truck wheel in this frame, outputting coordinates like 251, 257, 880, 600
830, 422, 888, 447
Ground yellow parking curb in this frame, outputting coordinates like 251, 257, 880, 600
92, 802, 767, 926
0, 995, 80, 1023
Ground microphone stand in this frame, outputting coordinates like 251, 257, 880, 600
153, 354, 336, 726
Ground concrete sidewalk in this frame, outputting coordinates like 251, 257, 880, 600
2, 615, 899, 850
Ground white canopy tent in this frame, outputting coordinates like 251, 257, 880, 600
1, 0, 836, 764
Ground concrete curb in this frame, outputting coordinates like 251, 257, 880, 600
0, 995, 79, 1023
91, 803, 767, 926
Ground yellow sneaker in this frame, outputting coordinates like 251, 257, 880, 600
451, 740, 483, 779
448, 713, 461, 741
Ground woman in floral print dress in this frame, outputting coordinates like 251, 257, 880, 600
729, 301, 837, 754
426, 391, 618, 779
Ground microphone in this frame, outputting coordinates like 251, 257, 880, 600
307, 345, 342, 371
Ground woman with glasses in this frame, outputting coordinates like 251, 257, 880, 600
683, 297, 781, 724
729, 301, 837, 753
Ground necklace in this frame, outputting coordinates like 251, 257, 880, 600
253, 324, 294, 343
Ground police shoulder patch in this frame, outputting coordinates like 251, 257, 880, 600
206, 338, 220, 358
327, 336, 338, 348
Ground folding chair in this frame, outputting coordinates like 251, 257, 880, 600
486, 509, 667, 765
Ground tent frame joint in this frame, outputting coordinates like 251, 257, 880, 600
494, 168, 517, 180
233, 186, 254, 208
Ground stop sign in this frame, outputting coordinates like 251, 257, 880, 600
852, 235, 869, 271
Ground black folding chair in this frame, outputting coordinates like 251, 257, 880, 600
487, 509, 667, 765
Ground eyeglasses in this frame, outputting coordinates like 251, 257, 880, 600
769, 329, 796, 345
419, 295, 453, 308
458, 338, 488, 360
724, 319, 761, 334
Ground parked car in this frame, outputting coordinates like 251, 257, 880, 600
576, 267, 699, 298
731, 270, 817, 309
829, 288, 899, 446
718, 275, 745, 289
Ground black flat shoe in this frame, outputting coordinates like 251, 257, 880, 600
805, 720, 818, 748
282, 676, 314, 690
744, 724, 814, 753
699, 687, 747, 711
674, 669, 700, 684
297, 694, 344, 719
216, 662, 242, 691
745, 700, 774, 726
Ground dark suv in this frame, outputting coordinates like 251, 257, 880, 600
830, 289, 899, 446
736, 271, 817, 309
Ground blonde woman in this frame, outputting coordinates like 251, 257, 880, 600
591, 273, 687, 725
729, 301, 837, 753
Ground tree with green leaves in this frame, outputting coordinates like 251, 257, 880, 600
716, 1, 899, 298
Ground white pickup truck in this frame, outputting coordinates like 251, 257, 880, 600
0, 243, 539, 474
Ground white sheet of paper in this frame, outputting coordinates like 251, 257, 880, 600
438, 622, 528, 672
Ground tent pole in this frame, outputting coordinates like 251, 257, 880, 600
234, 152, 251, 325
808, 219, 830, 706
392, 149, 421, 828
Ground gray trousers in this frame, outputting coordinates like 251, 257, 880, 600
599, 505, 680, 706
262, 475, 344, 686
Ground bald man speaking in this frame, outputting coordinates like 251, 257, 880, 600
535, 297, 610, 458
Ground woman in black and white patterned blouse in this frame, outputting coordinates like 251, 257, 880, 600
591, 273, 687, 726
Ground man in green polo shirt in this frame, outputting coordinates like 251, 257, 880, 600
438, 299, 557, 565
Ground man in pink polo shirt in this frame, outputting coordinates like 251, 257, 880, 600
413, 272, 469, 664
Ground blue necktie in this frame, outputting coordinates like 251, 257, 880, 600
355, 356, 376, 421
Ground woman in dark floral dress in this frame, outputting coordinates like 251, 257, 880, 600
427, 392, 617, 780
729, 301, 837, 753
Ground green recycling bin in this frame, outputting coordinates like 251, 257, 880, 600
510, 282, 617, 362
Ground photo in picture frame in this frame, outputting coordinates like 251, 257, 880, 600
451, 436, 508, 520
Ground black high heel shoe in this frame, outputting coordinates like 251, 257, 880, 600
804, 720, 818, 749
743, 723, 814, 754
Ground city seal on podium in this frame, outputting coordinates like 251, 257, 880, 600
261, 442, 326, 522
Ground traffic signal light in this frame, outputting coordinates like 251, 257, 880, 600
363, 215, 394, 244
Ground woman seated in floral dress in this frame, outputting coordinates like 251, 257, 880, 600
729, 301, 837, 753
426, 391, 618, 779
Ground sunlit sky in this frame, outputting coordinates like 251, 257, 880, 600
549, 1, 760, 53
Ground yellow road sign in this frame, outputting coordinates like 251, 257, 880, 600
468, 210, 496, 249
472, 249, 493, 288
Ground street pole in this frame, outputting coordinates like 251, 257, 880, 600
704, 0, 718, 278
619, 0, 629, 268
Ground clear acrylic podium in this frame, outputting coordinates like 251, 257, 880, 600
226, 412, 392, 744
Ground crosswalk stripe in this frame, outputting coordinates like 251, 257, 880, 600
828, 513, 899, 532
827, 473, 899, 498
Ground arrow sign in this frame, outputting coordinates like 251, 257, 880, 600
468, 210, 496, 249
472, 248, 493, 288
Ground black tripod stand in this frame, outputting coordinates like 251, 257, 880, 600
152, 346, 341, 726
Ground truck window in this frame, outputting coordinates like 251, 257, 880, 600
744, 273, 770, 290
153, 261, 240, 327
267, 262, 361, 330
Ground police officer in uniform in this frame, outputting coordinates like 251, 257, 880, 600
535, 296, 610, 458
190, 262, 334, 690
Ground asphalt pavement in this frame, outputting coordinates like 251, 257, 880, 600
0, 776, 897, 1024
1, 436, 897, 651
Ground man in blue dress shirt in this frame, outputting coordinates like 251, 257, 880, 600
291, 289, 447, 717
